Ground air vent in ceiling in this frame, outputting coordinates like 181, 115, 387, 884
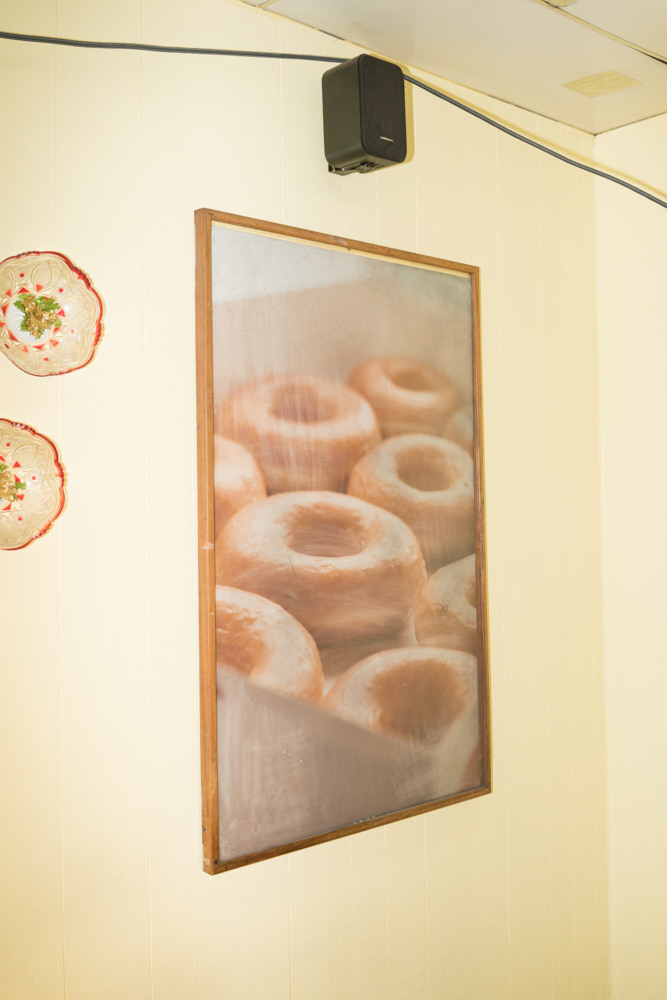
562, 70, 641, 98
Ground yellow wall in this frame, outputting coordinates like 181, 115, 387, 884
1, 1, 609, 997
596, 116, 667, 1000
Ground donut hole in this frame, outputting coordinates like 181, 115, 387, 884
390, 367, 437, 392
396, 454, 451, 493
271, 384, 337, 424
288, 508, 368, 558
372, 661, 467, 744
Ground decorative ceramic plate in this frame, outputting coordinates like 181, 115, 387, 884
0, 251, 104, 376
0, 419, 66, 549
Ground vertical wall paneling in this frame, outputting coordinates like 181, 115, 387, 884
188, 0, 283, 222
289, 838, 369, 1000
464, 109, 512, 1000
197, 856, 291, 999
583, 125, 609, 999
495, 110, 553, 1000
289, 830, 389, 1000
537, 116, 576, 1000
349, 828, 389, 999
384, 819, 427, 1000
555, 124, 607, 1000
376, 159, 414, 257
424, 804, 483, 998
54, 0, 152, 991
596, 116, 667, 1000
141, 0, 200, 995
535, 117, 607, 1000
1, 2, 612, 998
0, 7, 64, 999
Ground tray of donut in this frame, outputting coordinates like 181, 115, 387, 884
213, 343, 481, 859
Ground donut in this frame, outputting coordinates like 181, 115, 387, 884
348, 356, 459, 437
217, 374, 381, 493
443, 407, 474, 455
322, 647, 478, 746
414, 555, 477, 653
213, 436, 266, 532
216, 491, 426, 644
215, 586, 323, 701
347, 434, 475, 572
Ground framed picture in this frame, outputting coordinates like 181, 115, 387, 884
195, 209, 490, 873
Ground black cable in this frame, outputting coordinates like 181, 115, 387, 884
0, 29, 347, 61
405, 75, 667, 210
1, 28, 665, 210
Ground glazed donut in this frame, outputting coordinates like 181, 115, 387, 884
348, 356, 459, 437
215, 586, 323, 701
414, 555, 477, 654
216, 491, 426, 644
213, 436, 266, 532
348, 434, 475, 572
217, 374, 381, 493
322, 647, 478, 745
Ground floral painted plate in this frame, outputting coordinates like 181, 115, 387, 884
0, 251, 104, 376
0, 419, 67, 549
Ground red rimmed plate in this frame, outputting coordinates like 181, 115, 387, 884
0, 420, 67, 549
0, 251, 104, 376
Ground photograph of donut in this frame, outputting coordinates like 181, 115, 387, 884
196, 210, 489, 872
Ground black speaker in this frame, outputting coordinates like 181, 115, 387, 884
322, 54, 407, 174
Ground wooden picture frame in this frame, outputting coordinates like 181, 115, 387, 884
196, 209, 490, 873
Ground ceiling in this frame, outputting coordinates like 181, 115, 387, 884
252, 0, 667, 134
